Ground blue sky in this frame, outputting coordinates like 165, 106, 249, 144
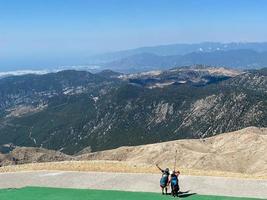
0, 0, 267, 70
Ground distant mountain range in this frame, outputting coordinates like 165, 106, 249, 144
83, 42, 267, 72
92, 42, 267, 62
101, 49, 267, 72
1, 42, 267, 74
0, 66, 266, 154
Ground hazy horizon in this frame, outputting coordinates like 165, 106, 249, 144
0, 41, 267, 72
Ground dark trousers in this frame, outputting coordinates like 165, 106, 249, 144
171, 184, 179, 196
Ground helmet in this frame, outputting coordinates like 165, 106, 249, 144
165, 168, 169, 172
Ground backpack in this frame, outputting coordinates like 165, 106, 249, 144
160, 174, 168, 187
171, 175, 178, 186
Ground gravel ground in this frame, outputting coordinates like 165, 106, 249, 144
0, 171, 266, 199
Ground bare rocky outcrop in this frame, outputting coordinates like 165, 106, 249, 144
0, 147, 72, 167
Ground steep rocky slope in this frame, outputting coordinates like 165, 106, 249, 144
0, 67, 266, 154
80, 127, 267, 175
1, 127, 266, 176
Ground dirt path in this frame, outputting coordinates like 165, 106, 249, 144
0, 171, 266, 199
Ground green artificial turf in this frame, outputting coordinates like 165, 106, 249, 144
0, 187, 262, 200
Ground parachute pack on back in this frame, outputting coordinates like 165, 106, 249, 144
160, 174, 168, 187
171, 175, 178, 186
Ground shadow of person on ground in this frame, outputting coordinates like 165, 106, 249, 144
163, 192, 172, 195
178, 192, 197, 198
163, 190, 196, 198
178, 190, 190, 194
